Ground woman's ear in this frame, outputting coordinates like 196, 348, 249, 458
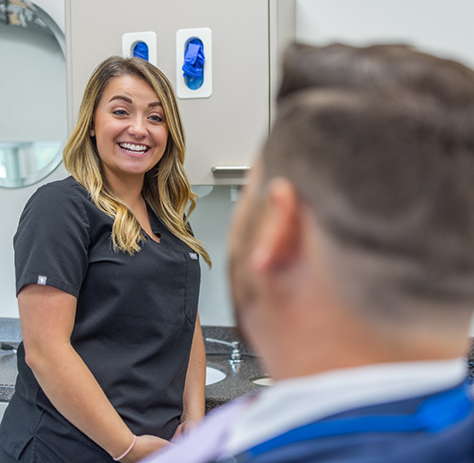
249, 177, 302, 273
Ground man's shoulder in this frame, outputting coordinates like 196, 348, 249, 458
237, 390, 474, 463
240, 419, 474, 463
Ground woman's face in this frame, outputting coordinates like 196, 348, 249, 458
91, 75, 169, 185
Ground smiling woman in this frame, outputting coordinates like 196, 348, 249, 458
91, 75, 169, 189
0, 57, 211, 463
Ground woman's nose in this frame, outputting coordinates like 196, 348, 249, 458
128, 117, 147, 137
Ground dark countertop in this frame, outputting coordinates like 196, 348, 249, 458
0, 349, 17, 402
205, 354, 266, 411
0, 318, 21, 402
201, 326, 268, 410
0, 320, 267, 409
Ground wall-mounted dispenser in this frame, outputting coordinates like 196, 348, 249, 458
176, 28, 212, 99
122, 31, 157, 66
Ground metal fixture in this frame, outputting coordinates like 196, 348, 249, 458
205, 337, 244, 365
211, 166, 251, 176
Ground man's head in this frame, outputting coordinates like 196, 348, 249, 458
229, 44, 474, 379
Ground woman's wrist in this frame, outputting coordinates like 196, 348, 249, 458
181, 410, 204, 423
175, 412, 204, 436
113, 434, 137, 461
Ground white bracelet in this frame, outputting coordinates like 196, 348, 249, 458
113, 435, 137, 462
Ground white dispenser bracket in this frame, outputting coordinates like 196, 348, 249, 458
176, 27, 212, 99
122, 31, 157, 66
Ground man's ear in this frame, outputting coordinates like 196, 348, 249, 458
250, 177, 302, 273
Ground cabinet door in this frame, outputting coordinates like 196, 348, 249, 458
66, 0, 270, 185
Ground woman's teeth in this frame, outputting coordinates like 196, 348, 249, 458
119, 143, 148, 153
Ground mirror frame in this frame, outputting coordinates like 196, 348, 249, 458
0, 1, 66, 189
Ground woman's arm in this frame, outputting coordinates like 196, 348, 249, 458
19, 284, 168, 462
174, 313, 206, 437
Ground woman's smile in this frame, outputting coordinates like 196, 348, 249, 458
117, 142, 151, 157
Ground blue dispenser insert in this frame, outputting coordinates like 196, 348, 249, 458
182, 38, 205, 90
133, 42, 149, 61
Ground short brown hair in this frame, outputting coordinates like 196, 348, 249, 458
278, 43, 474, 105
261, 44, 474, 319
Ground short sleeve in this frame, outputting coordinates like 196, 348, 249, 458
14, 181, 90, 297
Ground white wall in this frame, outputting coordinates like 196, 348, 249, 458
296, 0, 474, 68
191, 187, 236, 326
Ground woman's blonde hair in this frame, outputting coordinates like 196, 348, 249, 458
63, 56, 211, 266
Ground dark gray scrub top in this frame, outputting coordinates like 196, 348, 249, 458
0, 176, 200, 462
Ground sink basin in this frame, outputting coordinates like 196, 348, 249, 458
253, 377, 273, 387
205, 366, 226, 386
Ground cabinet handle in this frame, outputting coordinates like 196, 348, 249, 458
211, 166, 251, 175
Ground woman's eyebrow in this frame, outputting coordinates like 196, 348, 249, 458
108, 95, 162, 108
109, 95, 132, 104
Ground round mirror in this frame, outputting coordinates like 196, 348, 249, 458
0, 1, 66, 188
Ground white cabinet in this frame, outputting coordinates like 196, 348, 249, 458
65, 0, 294, 185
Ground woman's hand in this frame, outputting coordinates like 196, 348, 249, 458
121, 435, 170, 463
173, 416, 200, 439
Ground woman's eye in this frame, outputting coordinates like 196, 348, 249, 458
113, 109, 127, 116
149, 114, 163, 123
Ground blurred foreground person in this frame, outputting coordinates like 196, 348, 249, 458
143, 43, 474, 463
